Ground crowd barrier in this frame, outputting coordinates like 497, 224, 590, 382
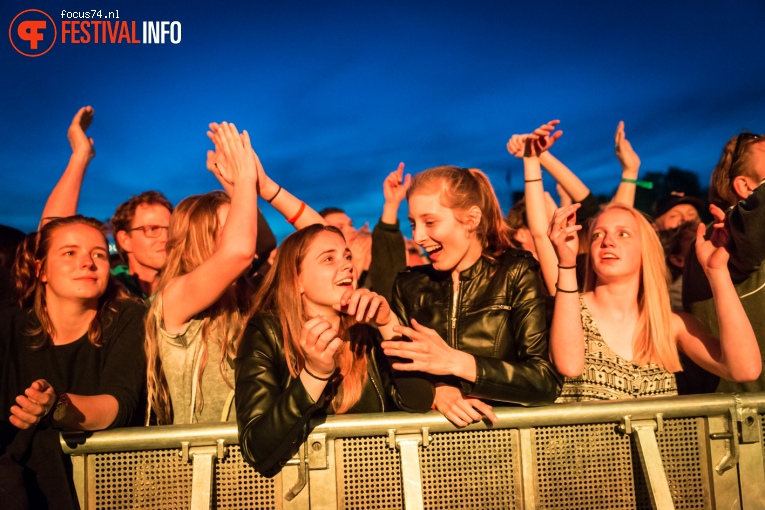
61, 392, 765, 509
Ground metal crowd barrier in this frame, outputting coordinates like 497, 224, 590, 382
61, 392, 765, 509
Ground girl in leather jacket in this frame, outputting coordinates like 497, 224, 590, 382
236, 224, 432, 477
381, 164, 562, 427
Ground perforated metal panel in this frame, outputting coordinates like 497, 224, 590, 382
95, 449, 193, 510
336, 436, 402, 510
216, 445, 277, 509
91, 445, 277, 509
534, 418, 708, 510
421, 429, 520, 509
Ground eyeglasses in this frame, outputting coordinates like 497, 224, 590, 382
128, 225, 169, 238
730, 132, 761, 170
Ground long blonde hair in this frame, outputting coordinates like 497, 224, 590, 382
583, 203, 680, 371
248, 224, 369, 414
407, 166, 512, 257
145, 191, 252, 424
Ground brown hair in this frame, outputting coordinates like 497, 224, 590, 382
583, 203, 680, 371
407, 166, 512, 256
14, 215, 127, 348
248, 224, 370, 414
145, 191, 252, 424
709, 133, 764, 209
111, 191, 173, 258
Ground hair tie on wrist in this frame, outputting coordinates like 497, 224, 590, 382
620, 178, 653, 189
266, 185, 282, 203
303, 366, 333, 381
557, 264, 577, 269
555, 284, 578, 294
287, 202, 306, 224
524, 178, 543, 183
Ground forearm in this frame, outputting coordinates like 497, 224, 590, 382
55, 393, 119, 431
539, 152, 590, 202
40, 152, 92, 227
524, 157, 550, 237
220, 175, 259, 261
381, 201, 400, 225
708, 270, 761, 381
612, 167, 639, 206
549, 269, 584, 377
467, 356, 561, 405
260, 177, 324, 229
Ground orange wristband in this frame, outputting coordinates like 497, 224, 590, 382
287, 202, 306, 224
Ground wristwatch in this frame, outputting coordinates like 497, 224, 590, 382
52, 392, 70, 422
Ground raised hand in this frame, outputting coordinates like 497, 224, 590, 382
9, 379, 57, 429
334, 287, 395, 327
433, 384, 498, 427
506, 134, 528, 159
206, 123, 234, 195
209, 122, 260, 188
383, 162, 411, 205
68, 106, 95, 160
300, 317, 343, 378
547, 203, 582, 267
696, 204, 731, 273
614, 121, 640, 175
524, 120, 563, 158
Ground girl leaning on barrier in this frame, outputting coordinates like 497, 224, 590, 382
235, 224, 433, 477
0, 215, 145, 509
379, 164, 562, 428
546, 201, 761, 401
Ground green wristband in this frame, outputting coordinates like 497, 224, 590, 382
621, 178, 653, 189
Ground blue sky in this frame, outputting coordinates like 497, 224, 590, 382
2, 0, 764, 240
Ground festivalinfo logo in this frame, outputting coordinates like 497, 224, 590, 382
9, 8, 182, 57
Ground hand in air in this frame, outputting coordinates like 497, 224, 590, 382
300, 317, 343, 379
433, 384, 498, 427
68, 106, 95, 160
696, 204, 731, 273
9, 379, 57, 429
334, 288, 395, 327
208, 122, 260, 187
547, 203, 581, 268
614, 121, 640, 174
206, 123, 234, 195
524, 120, 563, 158
383, 162, 411, 205
506, 134, 528, 159
382, 318, 456, 375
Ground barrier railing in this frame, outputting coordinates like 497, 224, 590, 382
61, 392, 765, 509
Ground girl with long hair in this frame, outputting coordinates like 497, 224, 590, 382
546, 201, 761, 401
236, 224, 432, 477
1, 215, 145, 507
379, 165, 562, 427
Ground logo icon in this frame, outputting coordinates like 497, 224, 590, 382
9, 9, 57, 57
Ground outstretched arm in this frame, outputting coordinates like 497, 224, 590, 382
611, 121, 642, 206
161, 122, 259, 333
40, 106, 96, 227
676, 206, 761, 382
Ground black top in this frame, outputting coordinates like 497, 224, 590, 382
0, 299, 146, 509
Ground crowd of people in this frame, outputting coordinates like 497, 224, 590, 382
0, 106, 762, 508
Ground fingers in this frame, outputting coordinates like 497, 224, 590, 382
395, 162, 405, 179
468, 398, 498, 424
709, 203, 726, 224
615, 120, 625, 145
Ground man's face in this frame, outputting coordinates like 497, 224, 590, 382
118, 203, 171, 273
323, 212, 357, 243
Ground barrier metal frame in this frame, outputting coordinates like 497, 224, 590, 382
61, 392, 765, 509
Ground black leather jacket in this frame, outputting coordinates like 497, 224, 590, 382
391, 249, 562, 405
235, 314, 433, 477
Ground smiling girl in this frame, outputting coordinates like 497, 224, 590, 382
1, 215, 145, 506
381, 166, 561, 427
236, 224, 432, 477
546, 202, 761, 401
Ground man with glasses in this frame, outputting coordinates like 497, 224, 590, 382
683, 132, 765, 393
111, 191, 173, 301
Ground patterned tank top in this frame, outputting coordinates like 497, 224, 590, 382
555, 297, 678, 402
